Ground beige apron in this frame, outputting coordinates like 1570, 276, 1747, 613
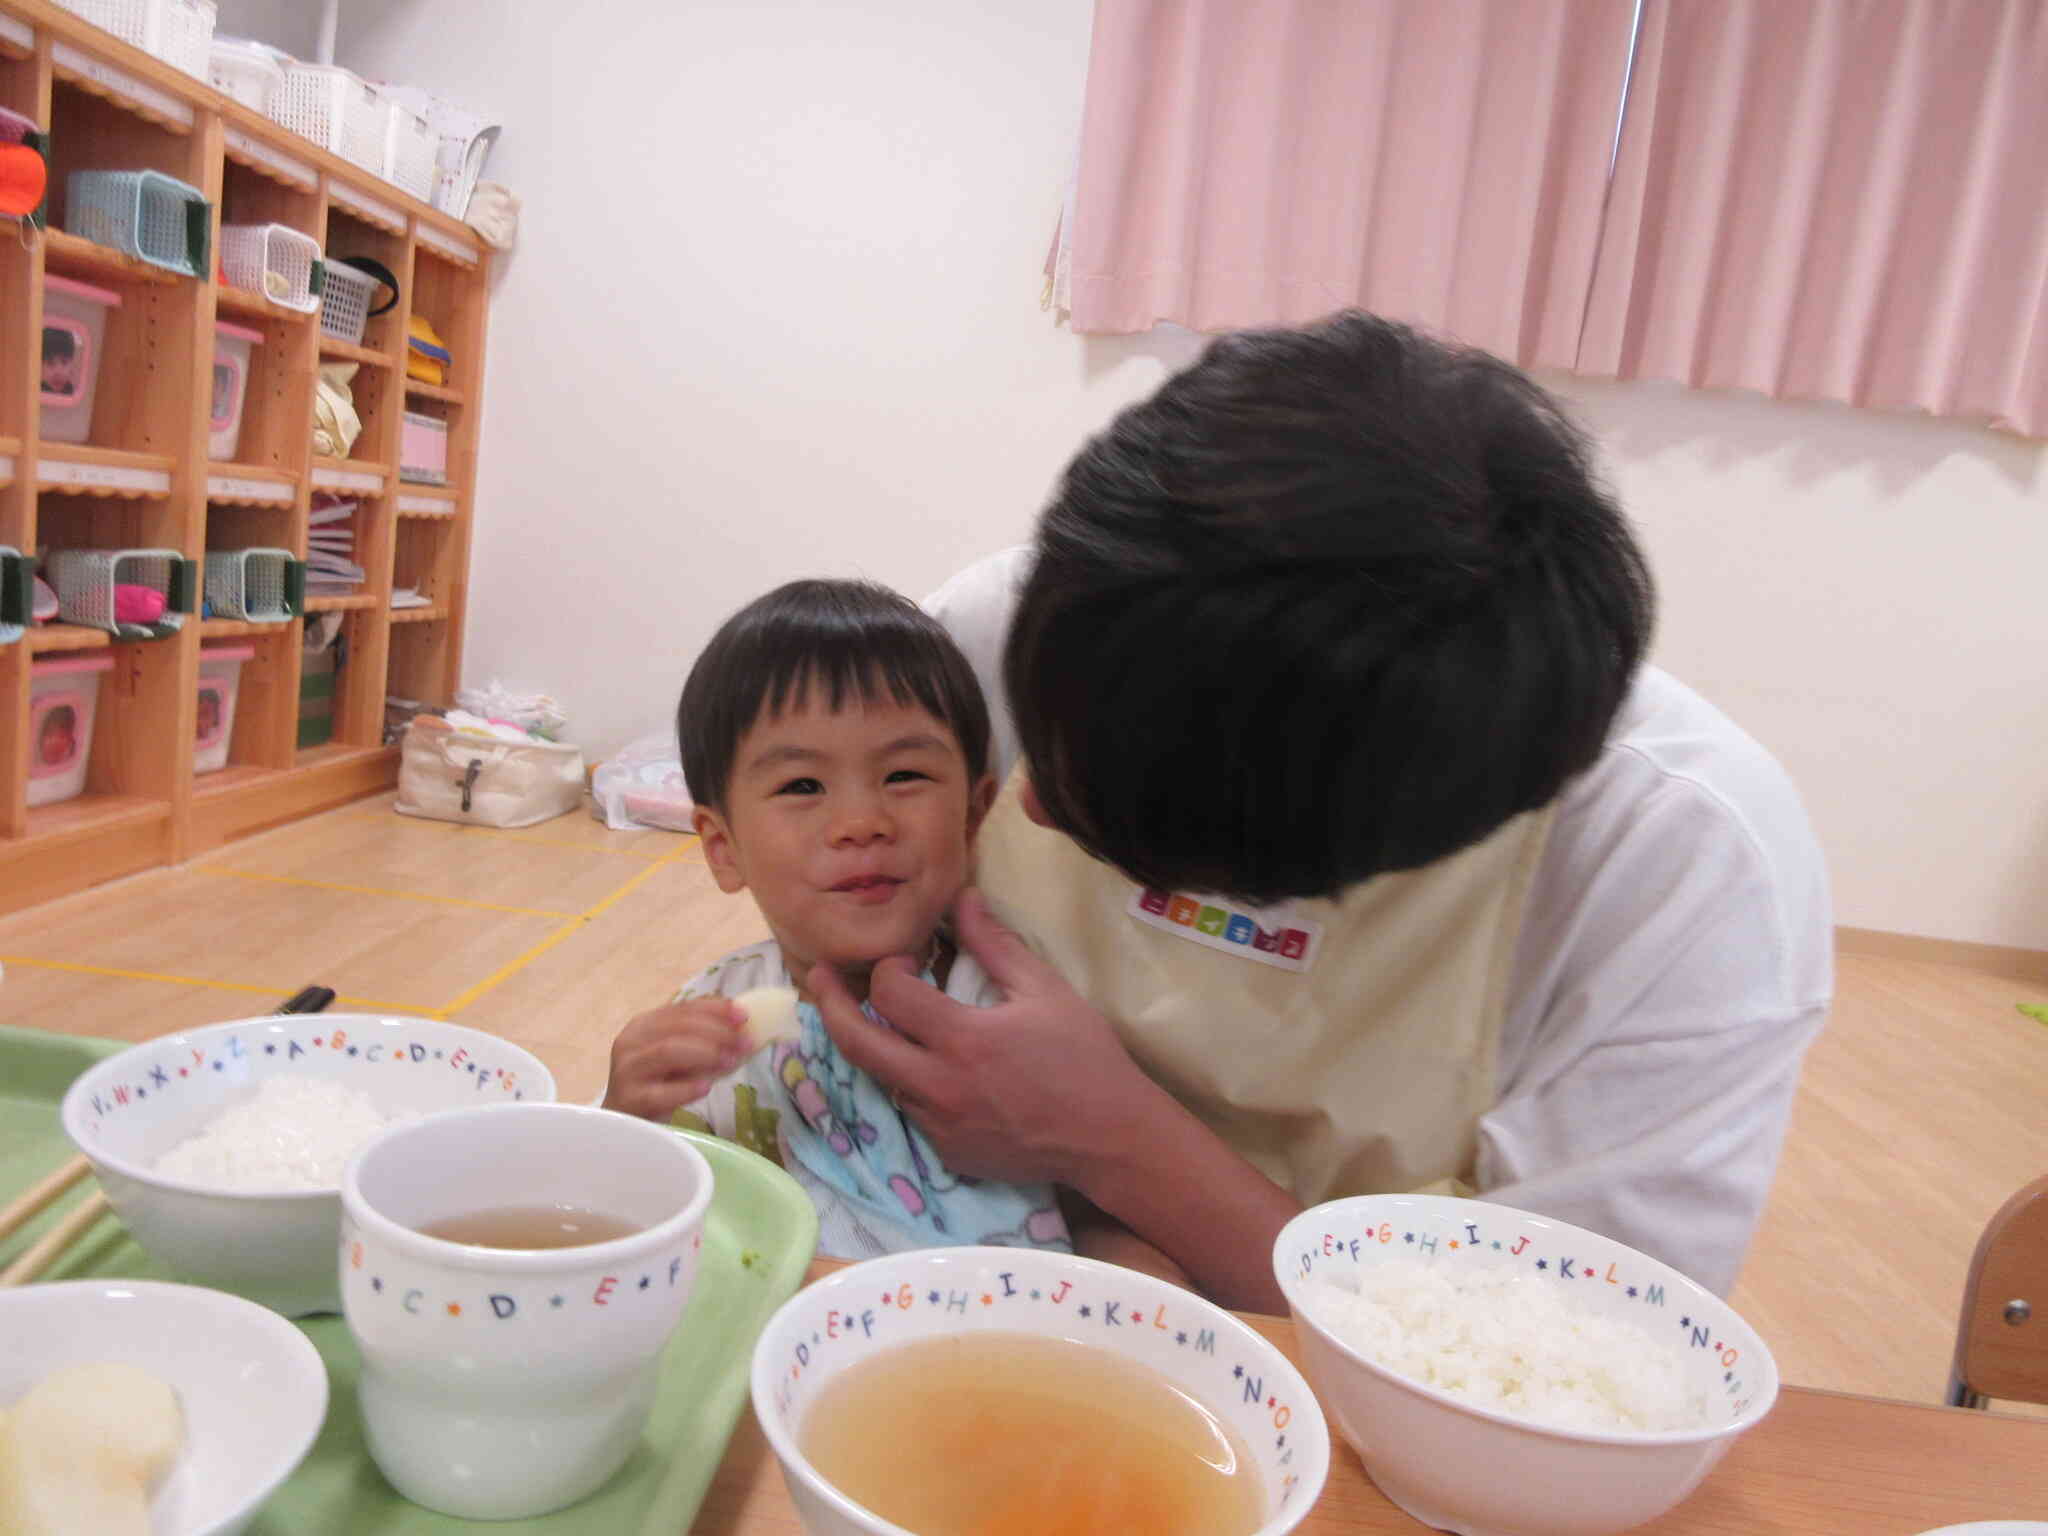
972, 776, 1555, 1203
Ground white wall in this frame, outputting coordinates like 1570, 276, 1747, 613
209, 0, 318, 58
305, 2, 2046, 950
1553, 376, 2048, 951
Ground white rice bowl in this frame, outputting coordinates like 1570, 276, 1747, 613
1274, 1195, 1778, 1536
61, 1016, 556, 1318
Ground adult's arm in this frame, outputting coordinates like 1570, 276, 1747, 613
1475, 694, 1835, 1297
811, 888, 1301, 1312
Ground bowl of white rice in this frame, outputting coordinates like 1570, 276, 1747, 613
61, 1016, 556, 1318
1273, 1195, 1778, 1536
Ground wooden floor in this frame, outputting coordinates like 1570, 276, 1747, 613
3, 794, 2045, 1411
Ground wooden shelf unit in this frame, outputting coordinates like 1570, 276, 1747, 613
0, 0, 491, 910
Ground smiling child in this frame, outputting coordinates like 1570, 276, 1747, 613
604, 579, 1071, 1259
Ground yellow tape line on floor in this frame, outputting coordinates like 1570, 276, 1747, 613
436, 853, 688, 1017
1, 848, 694, 1029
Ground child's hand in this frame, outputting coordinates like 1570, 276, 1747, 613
602, 998, 753, 1122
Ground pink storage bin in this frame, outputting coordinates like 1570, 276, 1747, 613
28, 654, 114, 806
41, 276, 123, 444
209, 320, 265, 461
196, 643, 255, 774
399, 410, 449, 485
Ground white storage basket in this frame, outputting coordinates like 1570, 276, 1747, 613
218, 222, 322, 313
207, 36, 283, 111
318, 259, 386, 346
204, 548, 300, 622
46, 548, 192, 639
383, 97, 435, 201
378, 85, 496, 217
268, 62, 383, 173
55, 0, 216, 78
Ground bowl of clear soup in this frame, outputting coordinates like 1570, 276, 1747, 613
750, 1246, 1332, 1536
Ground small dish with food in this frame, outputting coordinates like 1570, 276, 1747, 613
0, 1279, 326, 1536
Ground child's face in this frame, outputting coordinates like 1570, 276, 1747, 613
694, 683, 995, 990
39, 712, 74, 766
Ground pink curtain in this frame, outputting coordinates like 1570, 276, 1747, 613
1578, 0, 2048, 436
1065, 0, 1638, 369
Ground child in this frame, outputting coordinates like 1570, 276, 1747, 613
41, 326, 79, 400
603, 578, 1072, 1259
38, 704, 76, 769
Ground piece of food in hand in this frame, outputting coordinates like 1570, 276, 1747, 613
0, 1361, 184, 1535
733, 986, 801, 1051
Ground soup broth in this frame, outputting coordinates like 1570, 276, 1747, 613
418, 1205, 640, 1249
799, 1332, 1263, 1536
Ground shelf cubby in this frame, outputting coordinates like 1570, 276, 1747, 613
1, 0, 488, 910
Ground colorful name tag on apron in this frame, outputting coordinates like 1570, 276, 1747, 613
1125, 886, 1323, 972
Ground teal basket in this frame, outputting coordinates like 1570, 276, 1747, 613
0, 547, 27, 646
65, 170, 211, 277
204, 548, 305, 623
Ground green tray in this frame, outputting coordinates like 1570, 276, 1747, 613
0, 1025, 821, 1533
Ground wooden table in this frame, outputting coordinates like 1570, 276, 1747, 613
691, 1265, 2047, 1534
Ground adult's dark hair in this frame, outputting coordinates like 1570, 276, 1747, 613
1005, 310, 1654, 905
680, 578, 992, 813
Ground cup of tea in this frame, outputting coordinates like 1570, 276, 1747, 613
339, 1102, 715, 1520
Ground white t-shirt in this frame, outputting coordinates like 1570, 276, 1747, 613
926, 548, 1833, 1295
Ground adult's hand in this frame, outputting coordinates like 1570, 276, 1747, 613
809, 886, 1163, 1188
815, 884, 1303, 1313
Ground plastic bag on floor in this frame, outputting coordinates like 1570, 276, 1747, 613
455, 681, 567, 740
590, 732, 694, 833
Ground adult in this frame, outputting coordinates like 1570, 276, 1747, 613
810, 312, 1831, 1312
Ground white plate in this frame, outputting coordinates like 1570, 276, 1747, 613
1913, 1525, 2048, 1535
0, 1280, 328, 1536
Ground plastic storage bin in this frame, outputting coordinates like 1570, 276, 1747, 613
217, 222, 322, 313
204, 547, 301, 622
268, 62, 383, 172
209, 319, 264, 460
399, 411, 449, 485
66, 169, 210, 276
40, 275, 121, 444
383, 96, 436, 201
54, 0, 216, 78
28, 654, 114, 806
206, 35, 283, 110
318, 258, 393, 346
299, 636, 337, 747
194, 643, 254, 774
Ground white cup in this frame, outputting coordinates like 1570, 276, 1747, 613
339, 1103, 714, 1520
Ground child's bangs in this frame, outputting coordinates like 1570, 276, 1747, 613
761, 644, 953, 734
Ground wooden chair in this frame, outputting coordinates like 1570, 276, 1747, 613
1947, 1175, 2048, 1408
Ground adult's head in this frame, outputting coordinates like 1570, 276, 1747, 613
1005, 310, 1654, 906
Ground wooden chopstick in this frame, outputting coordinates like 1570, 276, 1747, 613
0, 1189, 112, 1287
0, 1154, 90, 1246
